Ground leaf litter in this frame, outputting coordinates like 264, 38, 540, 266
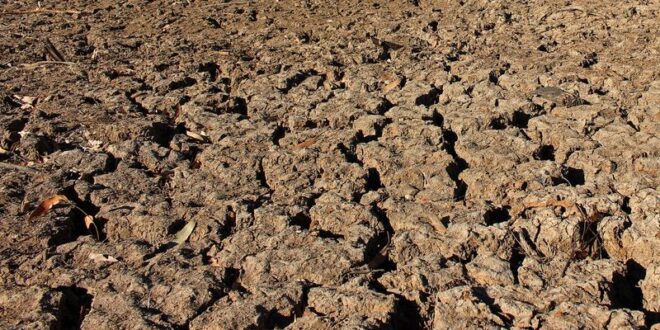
84, 215, 101, 241
89, 253, 118, 263
28, 194, 69, 220
172, 221, 196, 245
29, 194, 102, 241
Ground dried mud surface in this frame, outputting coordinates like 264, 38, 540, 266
1, 0, 659, 329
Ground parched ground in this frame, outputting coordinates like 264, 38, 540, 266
0, 0, 658, 329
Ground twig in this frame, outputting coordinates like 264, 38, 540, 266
0, 162, 38, 173
342, 233, 391, 280
0, 8, 81, 15
18, 61, 77, 69
44, 38, 66, 62
512, 229, 545, 262
199, 1, 249, 8
540, 6, 588, 21
560, 256, 573, 277
11, 61, 81, 76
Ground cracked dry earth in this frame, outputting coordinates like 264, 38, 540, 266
0, 0, 659, 329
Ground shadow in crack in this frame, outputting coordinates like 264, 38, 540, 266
443, 128, 469, 200
54, 286, 93, 329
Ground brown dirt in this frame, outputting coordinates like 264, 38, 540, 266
1, 0, 658, 329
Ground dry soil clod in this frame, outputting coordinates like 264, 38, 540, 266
1, 0, 657, 328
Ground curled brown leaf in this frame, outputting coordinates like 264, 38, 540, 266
84, 215, 100, 240
28, 195, 69, 220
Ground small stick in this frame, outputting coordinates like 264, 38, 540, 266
44, 38, 65, 62
0, 9, 81, 15
0, 162, 38, 173
199, 1, 249, 8
18, 61, 77, 69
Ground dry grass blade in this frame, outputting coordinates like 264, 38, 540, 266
28, 195, 69, 220
89, 253, 118, 263
84, 215, 100, 240
44, 38, 66, 62
172, 221, 196, 245
18, 61, 77, 69
199, 2, 249, 9
540, 6, 588, 21
0, 8, 81, 15
513, 229, 545, 261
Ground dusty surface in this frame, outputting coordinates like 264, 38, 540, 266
1, 0, 659, 328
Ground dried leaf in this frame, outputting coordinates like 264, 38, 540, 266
185, 130, 207, 142
89, 253, 118, 263
84, 215, 100, 240
172, 221, 196, 245
382, 78, 401, 93
83, 215, 94, 229
28, 195, 69, 220
294, 138, 316, 149
13, 94, 36, 104
12, 94, 37, 109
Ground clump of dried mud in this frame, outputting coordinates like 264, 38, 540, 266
1, 0, 658, 328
